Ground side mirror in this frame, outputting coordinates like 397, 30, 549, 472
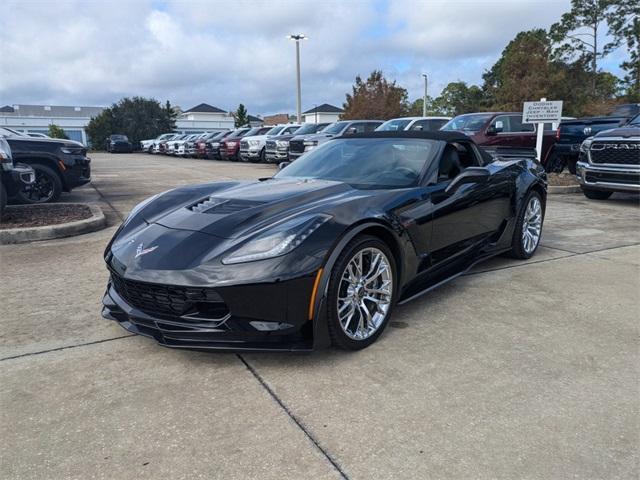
278, 161, 291, 170
345, 127, 357, 135
445, 167, 490, 194
486, 126, 498, 136
412, 125, 424, 131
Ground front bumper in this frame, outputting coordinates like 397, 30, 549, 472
576, 161, 640, 192
239, 147, 261, 160
102, 273, 317, 352
61, 156, 91, 189
265, 148, 289, 162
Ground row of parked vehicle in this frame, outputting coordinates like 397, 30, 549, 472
138, 116, 452, 163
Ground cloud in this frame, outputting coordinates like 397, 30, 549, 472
0, 0, 625, 115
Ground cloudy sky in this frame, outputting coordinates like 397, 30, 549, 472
0, 0, 628, 116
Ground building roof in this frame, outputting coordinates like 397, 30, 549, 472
183, 103, 227, 114
263, 113, 290, 126
0, 104, 105, 117
303, 103, 344, 114
247, 115, 263, 122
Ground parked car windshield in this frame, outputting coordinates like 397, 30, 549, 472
0, 127, 26, 137
294, 124, 324, 135
322, 122, 349, 135
266, 126, 285, 135
275, 138, 435, 188
376, 119, 413, 131
245, 127, 264, 136
111, 135, 128, 140
441, 114, 494, 133
628, 114, 640, 126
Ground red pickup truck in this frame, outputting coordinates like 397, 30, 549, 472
441, 112, 557, 166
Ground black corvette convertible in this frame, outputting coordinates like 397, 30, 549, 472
102, 131, 546, 351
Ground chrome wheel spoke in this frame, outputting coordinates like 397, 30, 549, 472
522, 197, 542, 254
337, 247, 393, 341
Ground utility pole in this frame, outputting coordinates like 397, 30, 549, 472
288, 34, 306, 123
422, 74, 428, 117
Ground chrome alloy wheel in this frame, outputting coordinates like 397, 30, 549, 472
337, 247, 393, 340
522, 196, 542, 254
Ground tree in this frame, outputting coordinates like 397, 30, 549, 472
605, 0, 640, 100
430, 82, 485, 116
550, 0, 614, 96
234, 104, 249, 127
47, 124, 68, 139
342, 70, 410, 120
483, 30, 566, 111
86, 97, 176, 150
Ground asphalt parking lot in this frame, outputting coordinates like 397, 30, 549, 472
1, 153, 639, 479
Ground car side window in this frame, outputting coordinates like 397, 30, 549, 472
490, 115, 509, 133
508, 115, 534, 132
363, 123, 379, 132
348, 123, 368, 133
410, 120, 430, 131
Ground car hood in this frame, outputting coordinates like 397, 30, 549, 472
8, 137, 84, 148
594, 126, 640, 138
242, 135, 269, 142
141, 178, 356, 240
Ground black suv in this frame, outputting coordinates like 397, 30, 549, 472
1, 127, 91, 203
106, 134, 133, 153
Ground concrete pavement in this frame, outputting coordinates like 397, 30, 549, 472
1, 153, 638, 479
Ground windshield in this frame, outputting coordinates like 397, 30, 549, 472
0, 127, 26, 137
628, 114, 640, 126
229, 129, 249, 138
266, 126, 285, 135
245, 127, 264, 136
112, 135, 128, 140
321, 122, 349, 135
275, 138, 436, 188
295, 123, 327, 135
376, 119, 413, 131
441, 114, 493, 133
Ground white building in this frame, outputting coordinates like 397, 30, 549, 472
0, 102, 236, 145
176, 103, 235, 133
301, 104, 344, 124
0, 104, 105, 144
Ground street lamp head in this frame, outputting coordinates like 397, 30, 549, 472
422, 73, 427, 79
288, 34, 307, 41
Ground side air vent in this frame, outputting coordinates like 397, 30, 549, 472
189, 197, 265, 214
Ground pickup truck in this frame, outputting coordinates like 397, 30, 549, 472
551, 103, 640, 173
288, 120, 382, 161
1, 127, 91, 203
441, 112, 557, 168
576, 113, 640, 199
265, 123, 330, 163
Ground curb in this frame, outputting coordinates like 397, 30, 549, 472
548, 185, 582, 194
0, 203, 107, 245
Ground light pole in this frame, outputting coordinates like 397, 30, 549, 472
288, 34, 306, 123
422, 73, 428, 117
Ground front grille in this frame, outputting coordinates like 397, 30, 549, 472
110, 271, 228, 319
289, 139, 304, 153
590, 142, 640, 165
240, 140, 248, 149
585, 171, 640, 185
266, 140, 276, 150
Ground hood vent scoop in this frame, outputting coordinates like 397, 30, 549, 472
189, 197, 265, 214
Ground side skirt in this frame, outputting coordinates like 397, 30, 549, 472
397, 247, 511, 306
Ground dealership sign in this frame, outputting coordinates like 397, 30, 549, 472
523, 100, 563, 124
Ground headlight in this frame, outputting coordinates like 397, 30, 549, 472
222, 214, 331, 264
276, 140, 289, 148
211, 142, 220, 147
248, 140, 260, 146
580, 138, 593, 153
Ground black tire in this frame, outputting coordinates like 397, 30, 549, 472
582, 188, 612, 200
567, 159, 577, 175
0, 181, 6, 222
509, 190, 544, 260
326, 235, 397, 350
256, 148, 266, 163
15, 164, 62, 204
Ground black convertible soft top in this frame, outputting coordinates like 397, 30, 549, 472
336, 130, 471, 143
